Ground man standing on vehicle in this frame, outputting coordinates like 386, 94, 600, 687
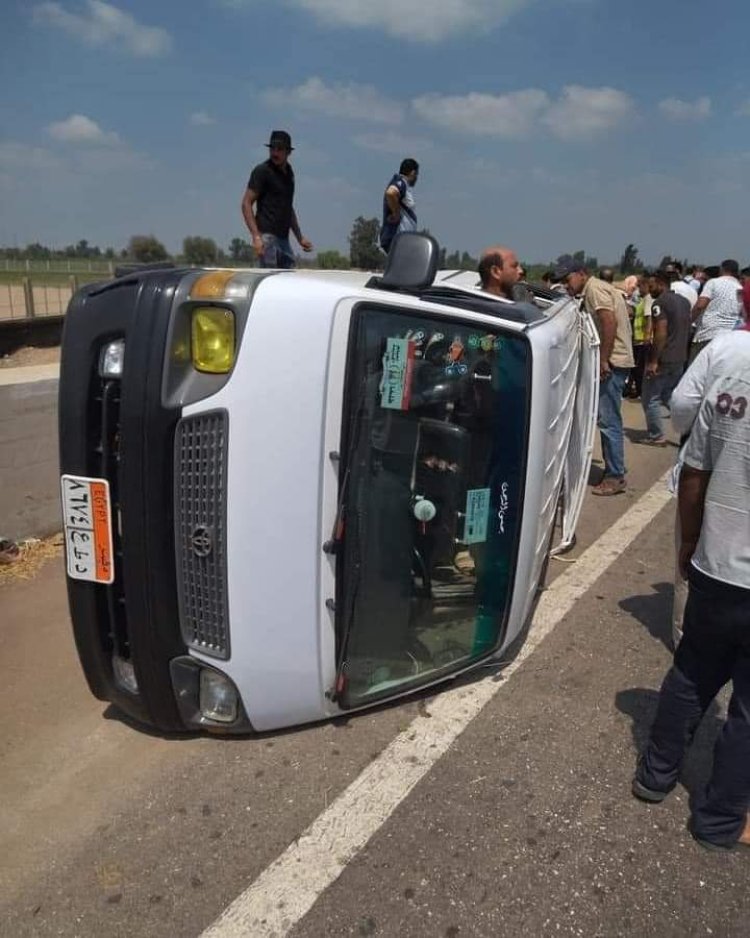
632, 345, 750, 852
379, 159, 419, 254
556, 261, 634, 496
241, 130, 313, 268
639, 269, 691, 445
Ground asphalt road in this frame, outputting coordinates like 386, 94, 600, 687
1, 400, 747, 938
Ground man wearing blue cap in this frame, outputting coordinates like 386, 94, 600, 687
556, 261, 635, 495
241, 130, 313, 268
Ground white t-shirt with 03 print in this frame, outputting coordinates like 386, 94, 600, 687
683, 366, 750, 589
693, 275, 743, 344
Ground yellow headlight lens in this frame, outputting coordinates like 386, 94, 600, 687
191, 307, 235, 374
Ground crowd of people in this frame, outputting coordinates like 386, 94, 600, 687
241, 131, 749, 853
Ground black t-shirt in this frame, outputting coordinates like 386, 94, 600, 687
247, 159, 295, 238
651, 289, 691, 363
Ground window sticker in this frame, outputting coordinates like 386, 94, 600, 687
463, 487, 491, 545
380, 337, 416, 410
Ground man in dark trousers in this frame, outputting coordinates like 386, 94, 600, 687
379, 158, 419, 254
241, 130, 313, 268
639, 269, 691, 445
632, 344, 750, 851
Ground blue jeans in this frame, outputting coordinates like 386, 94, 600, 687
641, 362, 683, 441
639, 566, 750, 847
259, 233, 296, 269
597, 366, 629, 479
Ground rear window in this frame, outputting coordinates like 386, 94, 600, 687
336, 305, 531, 708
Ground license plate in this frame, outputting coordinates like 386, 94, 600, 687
60, 475, 115, 584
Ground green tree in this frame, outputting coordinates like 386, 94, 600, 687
128, 235, 169, 263
25, 242, 51, 260
349, 217, 383, 270
317, 249, 350, 270
619, 243, 640, 274
228, 237, 254, 264
183, 236, 219, 266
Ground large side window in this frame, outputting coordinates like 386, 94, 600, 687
336, 306, 531, 707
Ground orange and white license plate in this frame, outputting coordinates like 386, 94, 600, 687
60, 475, 114, 584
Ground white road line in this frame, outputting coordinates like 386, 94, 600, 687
0, 363, 60, 386
201, 473, 674, 938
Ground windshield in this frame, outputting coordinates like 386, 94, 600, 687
336, 305, 531, 708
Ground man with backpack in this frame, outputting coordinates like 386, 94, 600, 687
379, 158, 420, 254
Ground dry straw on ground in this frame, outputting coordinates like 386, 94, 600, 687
0, 534, 63, 585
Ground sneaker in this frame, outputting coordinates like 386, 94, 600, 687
688, 817, 750, 852
632, 777, 670, 803
639, 437, 668, 447
591, 477, 626, 496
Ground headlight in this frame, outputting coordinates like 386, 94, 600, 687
191, 306, 235, 374
99, 339, 125, 378
199, 668, 238, 723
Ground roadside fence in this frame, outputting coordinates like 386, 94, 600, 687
1, 259, 115, 274
0, 277, 79, 322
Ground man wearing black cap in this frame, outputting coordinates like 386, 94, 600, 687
555, 261, 634, 495
241, 130, 313, 268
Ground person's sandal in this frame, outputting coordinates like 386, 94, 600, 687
591, 478, 626, 496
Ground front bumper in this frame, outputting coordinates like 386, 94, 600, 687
59, 271, 251, 733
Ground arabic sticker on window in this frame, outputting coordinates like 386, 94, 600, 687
463, 487, 491, 545
380, 337, 416, 411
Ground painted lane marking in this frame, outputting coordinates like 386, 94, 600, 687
201, 473, 673, 938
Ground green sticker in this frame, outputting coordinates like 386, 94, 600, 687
463, 487, 491, 545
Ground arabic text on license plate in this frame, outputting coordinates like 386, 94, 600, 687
60, 475, 114, 584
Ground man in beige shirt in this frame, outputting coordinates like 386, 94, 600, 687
556, 261, 635, 495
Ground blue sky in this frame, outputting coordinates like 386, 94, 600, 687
1, 0, 749, 265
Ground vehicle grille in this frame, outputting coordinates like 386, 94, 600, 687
174, 410, 230, 659
92, 374, 129, 660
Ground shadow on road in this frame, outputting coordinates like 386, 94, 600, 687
619, 580, 674, 652
615, 687, 724, 809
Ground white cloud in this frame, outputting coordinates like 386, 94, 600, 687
222, 0, 533, 41
658, 95, 711, 121
47, 114, 121, 146
413, 89, 549, 138
263, 77, 403, 125
353, 130, 433, 155
735, 99, 750, 117
189, 111, 216, 127
542, 85, 634, 140
33, 0, 172, 56
412, 85, 633, 140
0, 141, 63, 172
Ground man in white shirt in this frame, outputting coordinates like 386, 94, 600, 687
632, 341, 750, 851
669, 328, 750, 646
690, 259, 743, 359
684, 266, 703, 293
